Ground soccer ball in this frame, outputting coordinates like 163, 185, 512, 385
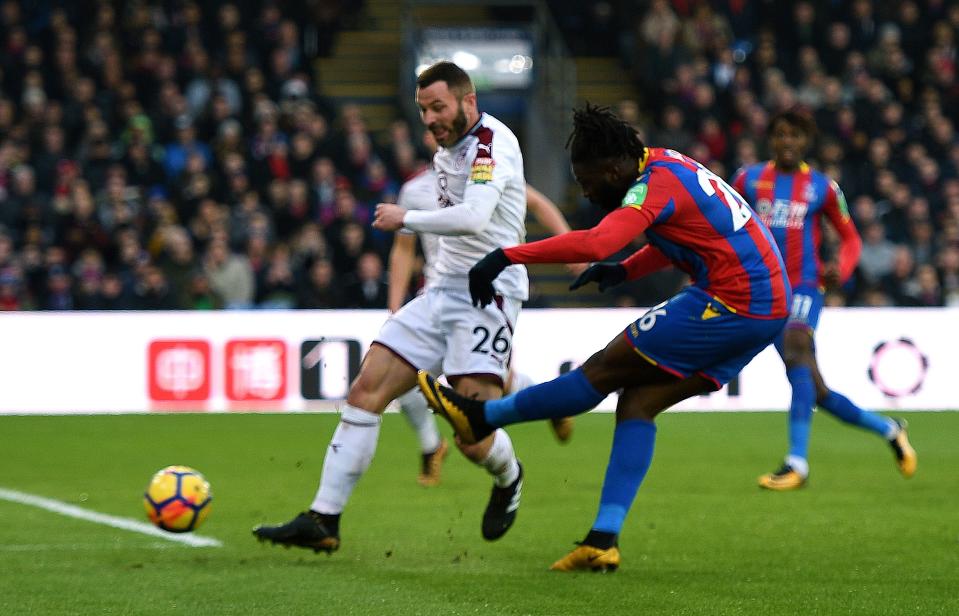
143, 465, 213, 533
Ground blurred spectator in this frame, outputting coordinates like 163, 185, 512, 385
296, 257, 342, 309
0, 267, 24, 310
163, 115, 213, 181
937, 246, 959, 306
158, 227, 198, 309
880, 247, 919, 306
343, 252, 388, 309
187, 271, 223, 310
912, 264, 944, 307
858, 221, 898, 285
134, 264, 177, 310
257, 243, 297, 308
204, 238, 254, 309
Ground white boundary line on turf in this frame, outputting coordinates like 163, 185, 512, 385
0, 487, 222, 548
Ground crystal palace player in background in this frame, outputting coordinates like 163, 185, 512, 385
732, 110, 917, 491
417, 104, 791, 572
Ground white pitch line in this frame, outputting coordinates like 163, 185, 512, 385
0, 487, 222, 548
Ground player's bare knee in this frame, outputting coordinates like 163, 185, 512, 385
782, 344, 814, 371
580, 349, 625, 394
345, 375, 386, 413
782, 330, 814, 366
617, 404, 660, 423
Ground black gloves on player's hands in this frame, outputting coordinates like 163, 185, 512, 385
469, 248, 511, 307
569, 262, 627, 292
470, 252, 626, 306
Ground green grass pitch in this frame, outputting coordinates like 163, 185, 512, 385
1, 411, 957, 615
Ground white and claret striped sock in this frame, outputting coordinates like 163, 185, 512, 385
481, 429, 521, 487
311, 405, 382, 514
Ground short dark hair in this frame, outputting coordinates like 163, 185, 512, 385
566, 103, 646, 164
768, 109, 818, 139
416, 61, 474, 98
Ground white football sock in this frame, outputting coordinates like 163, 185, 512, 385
398, 388, 441, 454
311, 404, 382, 514
481, 428, 520, 487
785, 455, 810, 478
507, 370, 536, 394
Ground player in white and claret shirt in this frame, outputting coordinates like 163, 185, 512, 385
389, 131, 576, 488
254, 61, 555, 553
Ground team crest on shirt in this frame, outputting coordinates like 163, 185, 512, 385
621, 183, 648, 208
454, 148, 468, 170
804, 183, 817, 202
470, 157, 495, 183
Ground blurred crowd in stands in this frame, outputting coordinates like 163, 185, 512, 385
555, 0, 959, 307
0, 0, 427, 311
0, 1, 957, 311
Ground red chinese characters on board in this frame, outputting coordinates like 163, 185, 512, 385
148, 340, 211, 401
224, 339, 287, 401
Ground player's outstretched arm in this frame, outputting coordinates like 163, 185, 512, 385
468, 207, 652, 306
503, 206, 650, 265
373, 183, 501, 236
387, 232, 418, 312
525, 184, 586, 276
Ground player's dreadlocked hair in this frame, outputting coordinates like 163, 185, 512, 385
566, 103, 646, 164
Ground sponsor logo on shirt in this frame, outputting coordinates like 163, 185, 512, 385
470, 157, 495, 183
756, 198, 807, 229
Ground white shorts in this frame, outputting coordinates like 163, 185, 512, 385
375, 287, 521, 384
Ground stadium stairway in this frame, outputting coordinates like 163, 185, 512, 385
314, 0, 491, 133
573, 57, 638, 108
526, 56, 638, 308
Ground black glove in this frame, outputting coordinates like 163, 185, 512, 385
469, 248, 511, 307
569, 262, 627, 292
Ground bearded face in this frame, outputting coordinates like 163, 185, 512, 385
416, 81, 473, 147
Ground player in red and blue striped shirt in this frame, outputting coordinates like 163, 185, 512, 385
415, 104, 790, 571
733, 110, 916, 490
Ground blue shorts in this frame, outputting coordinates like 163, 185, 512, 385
624, 286, 787, 389
773, 284, 823, 355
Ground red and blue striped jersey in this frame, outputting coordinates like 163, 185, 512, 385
627, 148, 790, 318
732, 162, 861, 289
503, 148, 790, 318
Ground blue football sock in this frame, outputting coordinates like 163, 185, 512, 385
819, 390, 897, 438
786, 366, 815, 461
485, 368, 605, 426
592, 419, 657, 534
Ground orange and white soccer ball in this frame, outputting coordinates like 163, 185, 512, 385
143, 465, 213, 533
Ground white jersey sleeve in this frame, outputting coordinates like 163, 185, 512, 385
409, 113, 528, 300
396, 168, 440, 284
